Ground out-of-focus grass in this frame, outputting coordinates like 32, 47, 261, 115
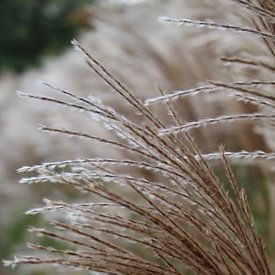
1, 210, 40, 260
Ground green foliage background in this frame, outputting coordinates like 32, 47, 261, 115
0, 0, 95, 73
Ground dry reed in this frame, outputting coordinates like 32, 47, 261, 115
4, 0, 275, 274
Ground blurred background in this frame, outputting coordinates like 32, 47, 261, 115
0, 0, 274, 274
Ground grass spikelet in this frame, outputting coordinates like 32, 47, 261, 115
159, 16, 275, 40
159, 113, 275, 136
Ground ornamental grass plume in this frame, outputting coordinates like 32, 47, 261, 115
4, 0, 275, 274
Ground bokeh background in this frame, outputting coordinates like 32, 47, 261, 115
0, 0, 274, 274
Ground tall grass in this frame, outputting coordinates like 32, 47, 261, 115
4, 0, 274, 274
